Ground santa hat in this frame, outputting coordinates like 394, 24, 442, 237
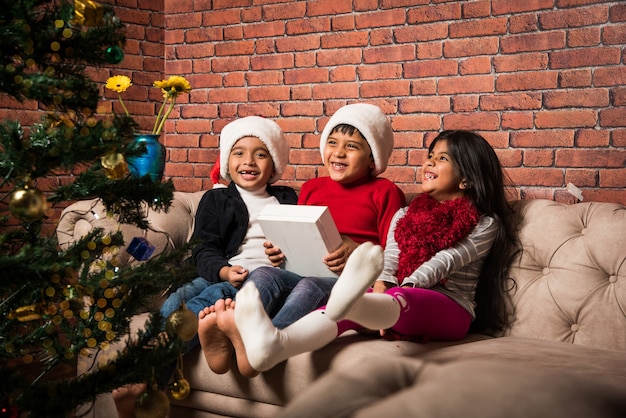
320, 103, 394, 177
219, 116, 289, 184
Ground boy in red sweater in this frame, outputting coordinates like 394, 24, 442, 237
199, 103, 405, 377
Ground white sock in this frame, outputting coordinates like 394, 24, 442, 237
343, 292, 402, 330
235, 283, 338, 372
325, 242, 384, 321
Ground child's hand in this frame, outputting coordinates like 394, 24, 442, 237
323, 236, 359, 274
263, 241, 285, 267
224, 265, 249, 288
372, 280, 392, 293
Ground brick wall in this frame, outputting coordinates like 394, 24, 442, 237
3, 0, 626, 206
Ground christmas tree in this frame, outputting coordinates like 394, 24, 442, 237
1, 1, 196, 416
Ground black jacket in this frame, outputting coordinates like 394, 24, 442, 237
191, 182, 298, 282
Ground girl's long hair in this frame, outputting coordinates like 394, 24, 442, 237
429, 130, 519, 334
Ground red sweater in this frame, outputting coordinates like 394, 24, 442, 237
298, 176, 406, 247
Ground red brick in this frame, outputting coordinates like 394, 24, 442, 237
442, 112, 501, 131
416, 42, 443, 59
492, 0, 553, 15
358, 64, 403, 81
363, 45, 416, 64
392, 114, 441, 132
511, 130, 575, 147
564, 169, 598, 188
394, 23, 448, 43
276, 35, 321, 52
443, 37, 499, 58
330, 66, 357, 82
600, 107, 626, 128
536, 110, 597, 128
250, 54, 294, 70
312, 83, 359, 100
594, 66, 626, 87
496, 71, 558, 92
452, 95, 479, 112
507, 167, 565, 186
460, 56, 491, 75
502, 112, 534, 130
544, 89, 609, 108
284, 68, 329, 84
306, 0, 353, 17
246, 71, 283, 86
249, 86, 290, 102
370, 29, 394, 46
567, 27, 601, 48
463, 0, 491, 19
263, 2, 306, 20
523, 149, 554, 167
215, 40, 254, 56
237, 102, 281, 117
317, 49, 362, 66
575, 130, 610, 147
559, 69, 592, 88
509, 14, 538, 34
404, 60, 457, 78
360, 80, 411, 98
407, 3, 462, 24
480, 93, 542, 111
355, 9, 407, 28
539, 6, 609, 30
399, 96, 451, 114
556, 149, 626, 168
439, 75, 494, 94
411, 79, 438, 95
602, 23, 626, 45
450, 18, 507, 38
610, 4, 626, 22
331, 15, 355, 31
501, 32, 566, 54
581, 189, 626, 206
286, 17, 331, 35
612, 87, 626, 106
600, 169, 626, 188
551, 47, 622, 69
612, 129, 626, 147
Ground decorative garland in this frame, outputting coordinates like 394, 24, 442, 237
394, 193, 480, 282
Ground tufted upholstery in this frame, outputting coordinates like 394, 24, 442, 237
57, 191, 205, 266
506, 199, 626, 351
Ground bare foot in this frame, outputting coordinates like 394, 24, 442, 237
112, 383, 145, 418
198, 302, 233, 374
216, 299, 259, 378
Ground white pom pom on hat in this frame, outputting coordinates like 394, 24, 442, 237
219, 116, 289, 184
320, 103, 394, 177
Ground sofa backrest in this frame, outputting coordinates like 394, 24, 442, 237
505, 199, 626, 352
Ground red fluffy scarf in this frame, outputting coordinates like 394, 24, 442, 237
394, 193, 480, 283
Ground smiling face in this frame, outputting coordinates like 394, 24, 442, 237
323, 127, 374, 185
421, 139, 467, 202
227, 136, 274, 192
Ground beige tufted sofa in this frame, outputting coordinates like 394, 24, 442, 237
58, 194, 626, 418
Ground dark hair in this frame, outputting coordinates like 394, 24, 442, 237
429, 130, 519, 334
330, 124, 365, 140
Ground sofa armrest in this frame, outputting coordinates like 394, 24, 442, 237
56, 191, 206, 266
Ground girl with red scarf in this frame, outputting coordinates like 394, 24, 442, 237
231, 130, 519, 373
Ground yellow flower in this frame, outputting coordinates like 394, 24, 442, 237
105, 75, 132, 93
152, 76, 192, 135
105, 75, 132, 116
104, 74, 192, 135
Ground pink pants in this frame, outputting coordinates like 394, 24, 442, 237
337, 287, 472, 342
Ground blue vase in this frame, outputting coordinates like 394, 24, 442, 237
126, 134, 166, 182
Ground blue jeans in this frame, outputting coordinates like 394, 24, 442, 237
185, 281, 239, 316
247, 266, 337, 329
159, 276, 212, 320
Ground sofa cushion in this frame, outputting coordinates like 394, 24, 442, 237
506, 199, 626, 351
279, 355, 626, 418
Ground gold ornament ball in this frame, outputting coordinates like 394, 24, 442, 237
135, 388, 170, 418
9, 186, 48, 223
166, 307, 198, 341
169, 378, 191, 401
101, 152, 129, 179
